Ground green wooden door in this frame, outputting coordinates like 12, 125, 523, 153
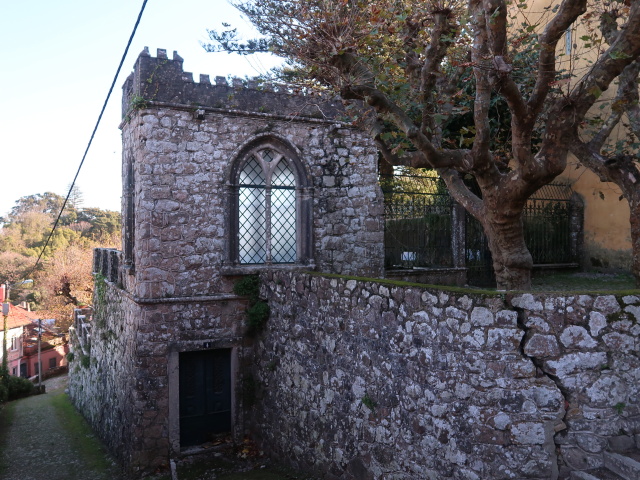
179, 349, 232, 447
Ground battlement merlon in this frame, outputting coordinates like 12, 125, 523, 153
121, 47, 344, 120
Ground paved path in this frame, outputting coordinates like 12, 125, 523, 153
0, 375, 121, 480
0, 376, 314, 480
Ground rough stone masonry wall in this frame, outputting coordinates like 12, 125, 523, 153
123, 106, 383, 298
251, 271, 640, 480
121, 48, 384, 302
514, 292, 640, 473
122, 294, 250, 472
71, 49, 385, 476
68, 281, 140, 468
69, 273, 252, 474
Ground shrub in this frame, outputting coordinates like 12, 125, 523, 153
247, 301, 270, 330
233, 275, 260, 301
234, 275, 270, 335
0, 383, 7, 403
6, 376, 34, 400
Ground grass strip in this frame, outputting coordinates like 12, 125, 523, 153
50, 392, 116, 475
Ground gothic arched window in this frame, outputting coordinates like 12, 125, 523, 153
230, 140, 311, 266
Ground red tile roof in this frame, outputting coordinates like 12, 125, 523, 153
1, 304, 39, 331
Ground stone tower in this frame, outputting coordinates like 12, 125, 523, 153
68, 47, 384, 474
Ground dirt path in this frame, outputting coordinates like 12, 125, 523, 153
0, 375, 122, 480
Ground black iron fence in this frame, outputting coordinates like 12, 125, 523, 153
381, 174, 582, 287
381, 174, 454, 269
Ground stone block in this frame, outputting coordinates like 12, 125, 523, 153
586, 375, 629, 406
589, 312, 608, 337
506, 359, 537, 378
525, 316, 552, 333
487, 328, 523, 352
575, 433, 608, 453
496, 310, 518, 326
511, 294, 544, 311
625, 305, 640, 322
608, 435, 636, 452
544, 352, 608, 377
524, 334, 561, 358
510, 422, 546, 444
594, 295, 621, 314
560, 446, 604, 471
603, 332, 635, 351
560, 326, 598, 349
470, 307, 493, 326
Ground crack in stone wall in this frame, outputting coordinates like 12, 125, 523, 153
515, 305, 567, 478
252, 272, 568, 479
511, 293, 640, 477
250, 275, 639, 479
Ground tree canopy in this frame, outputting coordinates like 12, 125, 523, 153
208, 0, 640, 289
567, 1, 640, 285
0, 190, 121, 330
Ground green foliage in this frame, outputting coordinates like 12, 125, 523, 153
362, 393, 377, 411
0, 189, 121, 324
1, 190, 121, 260
80, 354, 91, 369
5, 376, 34, 400
94, 273, 107, 307
0, 367, 35, 403
247, 301, 270, 330
233, 275, 261, 301
234, 275, 270, 334
8, 192, 68, 220
76, 208, 122, 242
66, 352, 75, 363
614, 402, 626, 415
0, 366, 8, 395
129, 94, 148, 110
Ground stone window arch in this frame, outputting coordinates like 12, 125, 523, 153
228, 137, 312, 267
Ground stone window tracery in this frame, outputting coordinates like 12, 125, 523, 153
229, 139, 312, 267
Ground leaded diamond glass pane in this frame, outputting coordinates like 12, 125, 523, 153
239, 157, 265, 186
272, 160, 295, 187
261, 149, 276, 163
239, 187, 266, 263
271, 189, 296, 263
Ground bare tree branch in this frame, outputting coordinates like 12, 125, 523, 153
570, 2, 640, 119
470, 0, 497, 172
420, 10, 459, 140
528, 0, 588, 120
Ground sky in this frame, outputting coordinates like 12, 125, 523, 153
0, 0, 281, 218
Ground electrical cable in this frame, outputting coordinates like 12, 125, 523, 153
23, 0, 149, 282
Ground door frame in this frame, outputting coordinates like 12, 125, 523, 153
168, 342, 240, 454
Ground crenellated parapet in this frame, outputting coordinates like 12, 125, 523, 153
122, 47, 343, 120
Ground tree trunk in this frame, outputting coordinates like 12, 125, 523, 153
440, 169, 537, 291
481, 209, 533, 290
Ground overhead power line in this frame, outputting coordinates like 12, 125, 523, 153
24, 0, 149, 281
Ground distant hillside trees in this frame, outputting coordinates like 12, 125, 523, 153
0, 191, 121, 330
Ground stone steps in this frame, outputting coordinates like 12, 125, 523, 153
570, 452, 640, 480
